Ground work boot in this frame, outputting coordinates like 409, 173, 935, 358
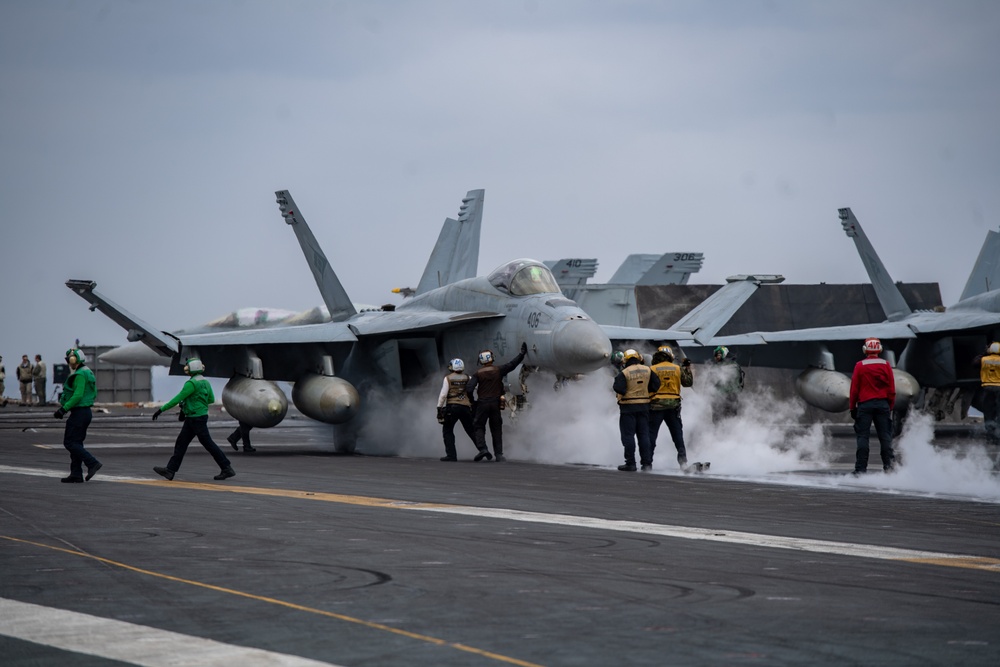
60, 475, 84, 483
474, 449, 493, 462
214, 466, 236, 480
243, 445, 257, 454
226, 430, 240, 451
494, 454, 507, 462
640, 464, 652, 471
85, 461, 103, 481
617, 464, 637, 472
440, 456, 457, 462
153, 466, 175, 481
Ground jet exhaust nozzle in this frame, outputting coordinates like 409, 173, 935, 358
292, 374, 360, 424
222, 376, 289, 428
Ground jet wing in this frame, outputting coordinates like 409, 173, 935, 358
176, 310, 503, 347
66, 279, 179, 356
711, 320, 918, 346
600, 325, 697, 346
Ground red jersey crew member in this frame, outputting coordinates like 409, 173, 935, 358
849, 337, 896, 474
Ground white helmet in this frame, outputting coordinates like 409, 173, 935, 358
989, 342, 1000, 355
448, 358, 465, 373
862, 338, 882, 355
478, 350, 494, 365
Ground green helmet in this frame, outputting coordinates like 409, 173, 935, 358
66, 348, 86, 364
611, 350, 625, 366
713, 346, 728, 360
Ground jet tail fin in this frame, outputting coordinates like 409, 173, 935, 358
414, 189, 483, 295
275, 190, 357, 322
839, 207, 911, 321
65, 280, 179, 357
545, 258, 599, 287
670, 274, 782, 343
608, 254, 662, 284
636, 252, 705, 286
960, 228, 1000, 301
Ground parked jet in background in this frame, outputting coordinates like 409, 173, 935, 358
712, 207, 1000, 421
544, 253, 705, 327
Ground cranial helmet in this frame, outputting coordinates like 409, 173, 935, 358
65, 348, 86, 364
185, 358, 205, 374
657, 344, 674, 361
863, 338, 883, 355
623, 349, 641, 365
478, 350, 494, 365
448, 358, 465, 373
713, 346, 728, 359
989, 342, 1000, 355
611, 350, 625, 365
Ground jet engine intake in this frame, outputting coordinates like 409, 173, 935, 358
292, 374, 360, 424
222, 376, 288, 428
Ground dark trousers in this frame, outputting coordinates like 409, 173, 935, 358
981, 386, 1000, 445
854, 399, 895, 472
166, 415, 231, 472
442, 404, 478, 458
473, 399, 504, 456
63, 407, 99, 478
619, 407, 652, 466
649, 407, 686, 464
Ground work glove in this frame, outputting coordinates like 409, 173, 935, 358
152, 408, 162, 421
681, 358, 691, 367
437, 407, 445, 424
849, 408, 858, 420
53, 407, 66, 419
520, 342, 528, 355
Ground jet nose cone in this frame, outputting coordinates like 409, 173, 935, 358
552, 318, 612, 374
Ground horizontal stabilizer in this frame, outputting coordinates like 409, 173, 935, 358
275, 190, 357, 322
65, 280, 179, 357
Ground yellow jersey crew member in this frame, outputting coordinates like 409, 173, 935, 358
152, 358, 235, 481
53, 348, 102, 483
612, 349, 660, 471
648, 345, 694, 469
976, 342, 1000, 447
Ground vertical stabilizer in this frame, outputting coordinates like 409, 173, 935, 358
415, 189, 483, 295
275, 190, 357, 322
545, 259, 599, 287
960, 229, 1000, 302
636, 252, 705, 286
839, 208, 911, 321
608, 254, 662, 284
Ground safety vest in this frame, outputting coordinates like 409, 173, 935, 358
981, 354, 1000, 387
618, 365, 653, 405
650, 361, 682, 401
445, 372, 472, 407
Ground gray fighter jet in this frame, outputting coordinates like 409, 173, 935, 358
712, 207, 1000, 421
68, 189, 762, 453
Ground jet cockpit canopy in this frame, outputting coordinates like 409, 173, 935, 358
488, 259, 561, 296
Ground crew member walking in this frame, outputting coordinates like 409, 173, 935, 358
436, 358, 490, 461
53, 348, 102, 483
849, 337, 896, 474
613, 349, 660, 471
152, 358, 235, 481
648, 344, 693, 469
708, 346, 743, 421
466, 343, 527, 462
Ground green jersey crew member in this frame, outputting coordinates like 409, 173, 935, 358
152, 358, 235, 481
53, 348, 102, 483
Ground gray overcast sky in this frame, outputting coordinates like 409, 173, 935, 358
2, 0, 999, 374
